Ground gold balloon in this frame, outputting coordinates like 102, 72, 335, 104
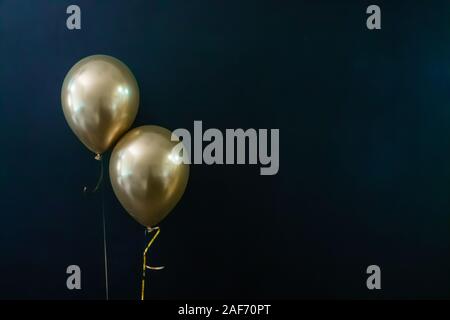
61, 55, 139, 155
109, 126, 190, 228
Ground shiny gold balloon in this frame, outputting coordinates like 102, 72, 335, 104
61, 55, 139, 155
109, 126, 190, 228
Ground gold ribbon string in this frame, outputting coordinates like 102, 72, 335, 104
141, 226, 165, 300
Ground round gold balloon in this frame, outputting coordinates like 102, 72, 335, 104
109, 126, 190, 228
61, 55, 139, 155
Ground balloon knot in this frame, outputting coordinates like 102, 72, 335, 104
95, 153, 102, 161
146, 226, 159, 234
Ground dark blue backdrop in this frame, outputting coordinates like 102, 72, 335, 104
1, 0, 450, 299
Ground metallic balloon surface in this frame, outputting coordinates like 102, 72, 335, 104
61, 55, 139, 155
109, 126, 190, 228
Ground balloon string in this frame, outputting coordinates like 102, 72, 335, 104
82, 154, 109, 300
101, 165, 109, 300
83, 154, 103, 193
141, 227, 165, 300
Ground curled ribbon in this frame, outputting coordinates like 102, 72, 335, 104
83, 153, 103, 193
141, 226, 165, 300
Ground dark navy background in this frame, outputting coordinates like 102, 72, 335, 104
1, 0, 450, 299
